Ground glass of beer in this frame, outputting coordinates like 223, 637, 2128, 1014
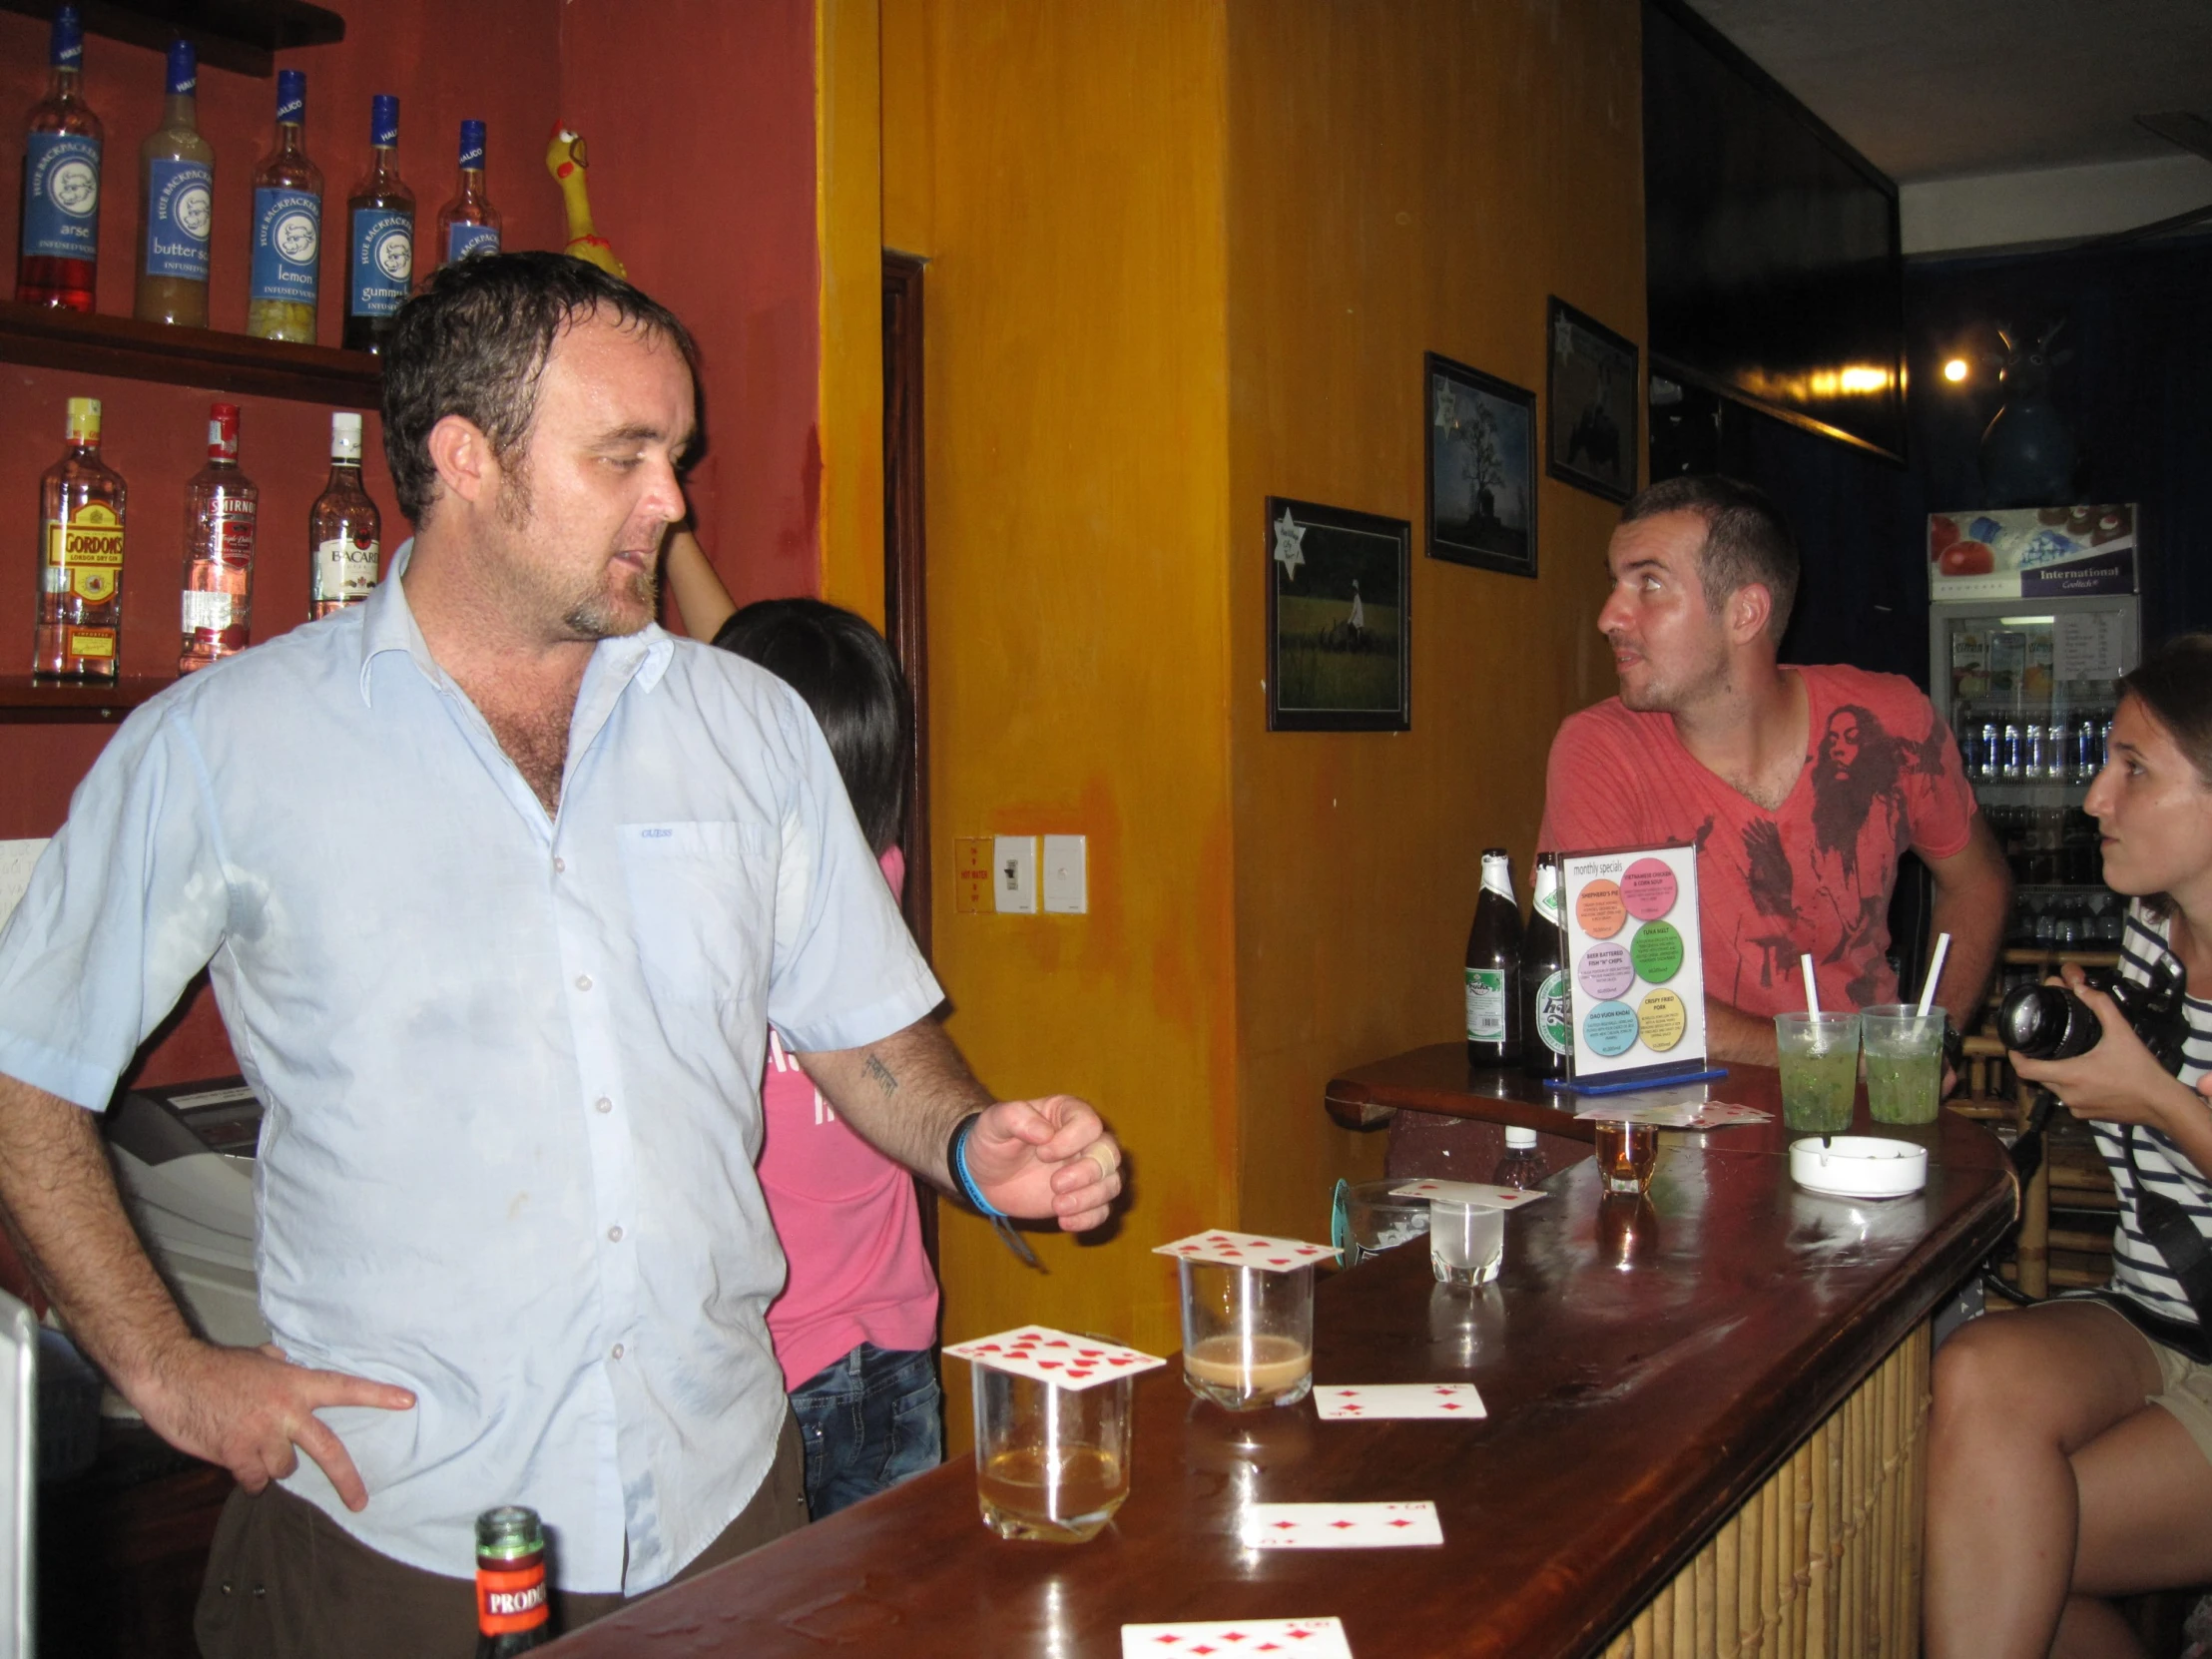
1592, 1119, 1659, 1195
1775, 1011, 1861, 1133
972, 1365, 1134, 1543
1861, 1004, 1943, 1125
1179, 1260, 1314, 1410
1429, 1198, 1504, 1287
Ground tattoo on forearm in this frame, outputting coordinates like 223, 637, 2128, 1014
864, 1055, 898, 1097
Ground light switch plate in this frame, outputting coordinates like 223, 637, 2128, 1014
992, 835, 1038, 914
1042, 834, 1087, 913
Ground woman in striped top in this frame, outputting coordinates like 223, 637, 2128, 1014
1927, 636, 2212, 1659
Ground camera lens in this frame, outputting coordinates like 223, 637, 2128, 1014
1997, 982, 2103, 1060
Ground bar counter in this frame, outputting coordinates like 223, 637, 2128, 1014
552, 1066, 2014, 1658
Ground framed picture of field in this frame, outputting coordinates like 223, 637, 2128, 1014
1265, 496, 1411, 733
1424, 351, 1538, 577
1545, 297, 1639, 504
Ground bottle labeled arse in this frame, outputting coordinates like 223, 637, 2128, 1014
1464, 847, 1522, 1067
1520, 851, 1570, 1080
474, 1504, 551, 1655
17, 4, 101, 311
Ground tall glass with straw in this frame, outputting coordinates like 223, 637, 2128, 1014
1864, 934, 1950, 1125
1776, 951, 1860, 1132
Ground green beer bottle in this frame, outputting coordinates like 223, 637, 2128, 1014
474, 1505, 552, 1655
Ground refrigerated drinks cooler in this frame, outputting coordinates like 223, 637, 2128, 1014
1927, 505, 2140, 964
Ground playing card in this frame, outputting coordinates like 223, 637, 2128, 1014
1386, 1179, 1546, 1210
1242, 1501, 1443, 1548
1682, 1100, 1772, 1128
1121, 1617, 1355, 1657
941, 1325, 1166, 1390
1153, 1231, 1339, 1271
1312, 1383, 1486, 1420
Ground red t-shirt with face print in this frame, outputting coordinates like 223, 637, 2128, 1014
1538, 664, 1978, 1017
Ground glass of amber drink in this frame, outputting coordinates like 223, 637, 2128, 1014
1593, 1119, 1660, 1195
972, 1365, 1134, 1543
1179, 1260, 1315, 1410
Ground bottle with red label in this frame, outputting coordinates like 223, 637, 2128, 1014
33, 396, 126, 680
473, 1505, 551, 1655
179, 403, 258, 674
17, 4, 102, 311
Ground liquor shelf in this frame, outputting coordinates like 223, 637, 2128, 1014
0, 674, 171, 723
0, 0, 342, 78
0, 299, 380, 408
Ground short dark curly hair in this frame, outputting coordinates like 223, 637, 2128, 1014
380, 251, 696, 524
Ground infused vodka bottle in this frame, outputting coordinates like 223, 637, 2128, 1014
435, 120, 500, 266
17, 4, 102, 310
179, 403, 258, 674
308, 412, 380, 617
247, 70, 322, 342
343, 94, 412, 353
33, 397, 126, 680
135, 39, 214, 325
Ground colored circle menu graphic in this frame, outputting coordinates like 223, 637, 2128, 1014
1574, 879, 1626, 939
1620, 857, 1678, 921
1576, 941, 1635, 1001
1583, 1000, 1639, 1057
1628, 918, 1684, 984
1637, 988, 1687, 1052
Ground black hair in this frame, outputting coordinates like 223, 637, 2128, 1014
380, 251, 697, 524
2117, 635, 2212, 922
1620, 474, 1801, 643
714, 600, 910, 855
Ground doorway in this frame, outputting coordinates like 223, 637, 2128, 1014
883, 251, 931, 963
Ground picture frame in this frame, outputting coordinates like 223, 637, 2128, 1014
1265, 496, 1411, 733
1424, 351, 1539, 578
1545, 297, 1640, 504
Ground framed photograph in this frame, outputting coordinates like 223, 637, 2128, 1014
1266, 497, 1410, 733
1546, 297, 1639, 504
1424, 352, 1538, 577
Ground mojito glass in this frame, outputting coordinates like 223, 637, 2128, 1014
1776, 1011, 1860, 1133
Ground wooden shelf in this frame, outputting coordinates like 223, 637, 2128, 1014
0, 300, 380, 407
2000, 948, 2121, 967
0, 675, 171, 723
0, 0, 344, 78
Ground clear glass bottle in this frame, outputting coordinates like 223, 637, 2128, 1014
308, 412, 380, 618
435, 120, 500, 266
343, 94, 412, 353
17, 4, 102, 310
1492, 1125, 1546, 1192
32, 397, 126, 680
179, 403, 258, 674
247, 70, 322, 342
135, 39, 213, 327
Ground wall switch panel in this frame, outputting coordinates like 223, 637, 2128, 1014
992, 835, 1038, 914
1042, 834, 1087, 913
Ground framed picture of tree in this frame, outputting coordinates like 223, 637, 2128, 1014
1423, 352, 1539, 578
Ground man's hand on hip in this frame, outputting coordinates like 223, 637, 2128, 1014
965, 1097, 1122, 1233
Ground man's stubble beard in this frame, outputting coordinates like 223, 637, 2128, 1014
494, 460, 660, 642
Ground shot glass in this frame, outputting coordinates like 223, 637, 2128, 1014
1862, 1004, 1944, 1125
1429, 1199, 1504, 1287
1179, 1259, 1314, 1410
1592, 1119, 1659, 1195
972, 1364, 1134, 1543
1775, 1011, 1861, 1133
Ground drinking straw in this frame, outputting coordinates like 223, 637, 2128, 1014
1917, 933, 1952, 1018
1801, 953, 1821, 1017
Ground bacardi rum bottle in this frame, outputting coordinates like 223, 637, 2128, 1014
179, 404, 258, 674
473, 1505, 551, 1655
309, 412, 380, 617
435, 120, 500, 267
247, 70, 322, 342
135, 39, 214, 326
33, 397, 126, 681
342, 94, 412, 353
17, 4, 102, 311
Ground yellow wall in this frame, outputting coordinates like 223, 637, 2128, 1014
1224, 0, 1645, 1233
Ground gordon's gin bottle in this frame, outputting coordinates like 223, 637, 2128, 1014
17, 4, 102, 310
309, 412, 380, 617
179, 403, 258, 674
33, 397, 126, 680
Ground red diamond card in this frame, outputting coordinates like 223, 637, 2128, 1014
1241, 1501, 1443, 1548
1153, 1231, 1339, 1272
1119, 1617, 1354, 1657
941, 1325, 1165, 1391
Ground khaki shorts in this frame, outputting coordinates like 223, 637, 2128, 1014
2144, 1333, 2212, 1467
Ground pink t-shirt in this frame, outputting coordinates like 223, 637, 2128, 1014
1539, 664, 1977, 1017
759, 845, 941, 1389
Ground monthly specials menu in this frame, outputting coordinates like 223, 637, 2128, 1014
1558, 843, 1709, 1086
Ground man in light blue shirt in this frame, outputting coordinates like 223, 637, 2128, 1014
0, 253, 1122, 1655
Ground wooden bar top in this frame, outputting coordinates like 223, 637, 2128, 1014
550, 1070, 2014, 1659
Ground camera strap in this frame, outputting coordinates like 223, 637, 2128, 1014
2120, 1123, 2212, 1356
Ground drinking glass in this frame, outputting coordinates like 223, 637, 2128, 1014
1861, 1004, 1944, 1125
1592, 1119, 1659, 1195
1429, 1199, 1504, 1287
1178, 1260, 1314, 1410
1775, 1011, 1860, 1133
972, 1365, 1134, 1543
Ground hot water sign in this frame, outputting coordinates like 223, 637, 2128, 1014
1559, 844, 1709, 1085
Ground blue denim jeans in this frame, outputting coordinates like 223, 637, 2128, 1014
789, 1343, 944, 1519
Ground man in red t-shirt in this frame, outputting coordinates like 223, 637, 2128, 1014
1539, 476, 2011, 1065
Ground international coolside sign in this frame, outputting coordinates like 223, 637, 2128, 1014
1929, 505, 2139, 601
1558, 843, 1709, 1086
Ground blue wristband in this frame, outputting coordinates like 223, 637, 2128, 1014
951, 1112, 1007, 1219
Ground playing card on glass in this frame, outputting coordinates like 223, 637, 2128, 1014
1242, 1501, 1443, 1548
1312, 1383, 1486, 1420
940, 1326, 1165, 1390
1153, 1231, 1339, 1271
1386, 1179, 1546, 1210
1682, 1100, 1771, 1128
1121, 1617, 1355, 1657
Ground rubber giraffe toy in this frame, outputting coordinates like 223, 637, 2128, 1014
545, 125, 626, 277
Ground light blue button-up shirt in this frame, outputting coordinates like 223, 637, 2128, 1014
0, 557, 940, 1592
